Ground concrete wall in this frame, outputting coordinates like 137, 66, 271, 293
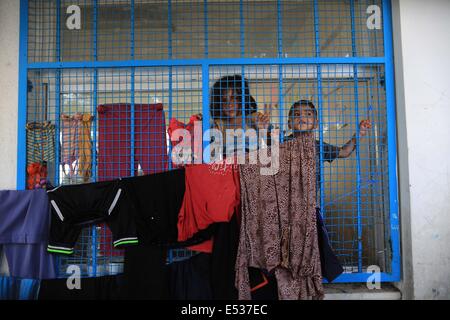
394, 0, 450, 300
0, 0, 20, 190
0, 0, 19, 277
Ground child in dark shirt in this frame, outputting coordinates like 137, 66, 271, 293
286, 99, 371, 183
287, 99, 371, 160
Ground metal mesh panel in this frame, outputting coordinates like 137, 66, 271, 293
22, 0, 398, 282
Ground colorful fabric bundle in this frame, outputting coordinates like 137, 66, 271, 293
60, 113, 93, 181
26, 162, 48, 190
26, 121, 55, 164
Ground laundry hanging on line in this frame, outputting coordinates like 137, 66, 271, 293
37, 129, 338, 298
60, 113, 94, 182
97, 103, 169, 257
0, 189, 57, 280
177, 162, 240, 253
236, 132, 324, 300
26, 121, 55, 190
45, 163, 240, 255
26, 121, 55, 165
168, 114, 203, 166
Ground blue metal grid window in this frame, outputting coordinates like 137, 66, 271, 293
19, 0, 400, 283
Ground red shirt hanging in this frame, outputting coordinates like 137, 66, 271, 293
177, 162, 240, 253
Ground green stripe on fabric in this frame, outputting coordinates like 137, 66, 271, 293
114, 240, 139, 247
47, 248, 73, 255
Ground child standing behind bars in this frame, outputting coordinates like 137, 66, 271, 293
286, 99, 371, 282
195, 74, 271, 157
286, 99, 371, 185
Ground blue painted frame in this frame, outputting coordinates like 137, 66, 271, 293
17, 0, 401, 283
383, 0, 401, 281
350, 0, 363, 273
27, 57, 386, 69
17, 0, 28, 191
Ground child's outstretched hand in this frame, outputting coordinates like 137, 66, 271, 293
253, 103, 276, 130
263, 103, 277, 116
255, 111, 271, 130
359, 119, 372, 137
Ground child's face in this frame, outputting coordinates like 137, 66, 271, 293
288, 104, 317, 132
221, 89, 241, 118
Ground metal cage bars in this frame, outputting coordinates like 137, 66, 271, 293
18, 0, 400, 283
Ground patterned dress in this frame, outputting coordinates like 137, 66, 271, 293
236, 132, 324, 300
